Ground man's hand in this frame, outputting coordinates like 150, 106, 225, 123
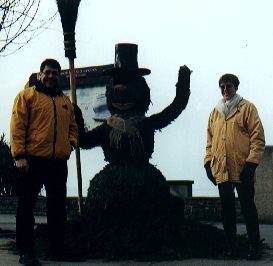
204, 161, 217, 186
15, 158, 29, 172
240, 162, 258, 182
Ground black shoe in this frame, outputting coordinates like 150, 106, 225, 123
19, 253, 41, 266
247, 248, 261, 260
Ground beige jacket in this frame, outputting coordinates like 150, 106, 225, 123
204, 99, 265, 184
10, 82, 78, 160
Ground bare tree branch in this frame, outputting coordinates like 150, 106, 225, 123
0, 0, 57, 56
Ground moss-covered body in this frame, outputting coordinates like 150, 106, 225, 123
64, 44, 190, 258
72, 60, 191, 259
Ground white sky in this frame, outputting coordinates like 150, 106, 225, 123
1, 0, 273, 197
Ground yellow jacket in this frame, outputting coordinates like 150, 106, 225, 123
204, 99, 265, 184
10, 82, 78, 160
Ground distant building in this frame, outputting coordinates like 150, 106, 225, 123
29, 64, 114, 130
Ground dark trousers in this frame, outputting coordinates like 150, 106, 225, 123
218, 181, 260, 250
16, 157, 67, 255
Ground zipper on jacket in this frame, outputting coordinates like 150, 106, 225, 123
52, 96, 57, 158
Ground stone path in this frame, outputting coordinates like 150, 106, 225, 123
0, 215, 273, 266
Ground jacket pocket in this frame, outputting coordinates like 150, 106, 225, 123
231, 152, 246, 180
211, 156, 220, 177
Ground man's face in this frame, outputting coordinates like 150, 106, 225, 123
40, 65, 60, 88
220, 82, 236, 101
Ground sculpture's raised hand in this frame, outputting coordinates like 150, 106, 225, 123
176, 65, 192, 108
177, 65, 192, 87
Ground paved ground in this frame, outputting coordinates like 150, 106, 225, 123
1, 214, 273, 266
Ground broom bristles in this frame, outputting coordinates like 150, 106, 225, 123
56, 0, 81, 59
56, 0, 81, 32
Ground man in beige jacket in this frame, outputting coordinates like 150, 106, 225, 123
204, 73, 265, 260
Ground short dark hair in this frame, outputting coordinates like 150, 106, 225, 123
40, 59, 61, 74
219, 73, 240, 89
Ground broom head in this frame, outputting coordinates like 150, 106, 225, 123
56, 0, 81, 59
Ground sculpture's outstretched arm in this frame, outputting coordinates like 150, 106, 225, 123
146, 65, 191, 130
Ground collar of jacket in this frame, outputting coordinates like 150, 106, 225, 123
225, 98, 245, 120
35, 81, 63, 97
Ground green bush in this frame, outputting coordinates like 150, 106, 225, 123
0, 133, 18, 196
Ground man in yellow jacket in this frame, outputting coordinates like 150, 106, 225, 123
204, 73, 265, 260
10, 59, 78, 265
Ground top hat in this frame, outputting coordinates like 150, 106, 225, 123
104, 43, 151, 76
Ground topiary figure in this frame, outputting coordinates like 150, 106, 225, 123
73, 43, 191, 259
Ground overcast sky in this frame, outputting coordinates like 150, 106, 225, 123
1, 0, 273, 197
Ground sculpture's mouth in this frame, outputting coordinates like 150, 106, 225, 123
112, 103, 135, 110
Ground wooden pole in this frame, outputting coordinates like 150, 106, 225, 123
69, 58, 83, 214
56, 0, 82, 214
69, 59, 77, 104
